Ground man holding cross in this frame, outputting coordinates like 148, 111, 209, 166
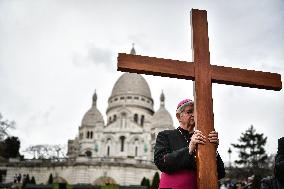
117, 8, 281, 189
154, 98, 225, 189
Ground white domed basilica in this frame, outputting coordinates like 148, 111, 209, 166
67, 48, 174, 163
65, 47, 174, 185
1, 48, 174, 186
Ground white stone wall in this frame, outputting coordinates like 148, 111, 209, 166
1, 162, 158, 186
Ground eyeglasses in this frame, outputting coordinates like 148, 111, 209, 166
183, 109, 194, 115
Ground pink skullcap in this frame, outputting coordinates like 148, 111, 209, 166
176, 99, 193, 113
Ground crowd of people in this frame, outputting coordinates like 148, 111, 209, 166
260, 137, 284, 189
13, 173, 22, 184
219, 138, 284, 189
219, 175, 255, 189
13, 173, 35, 185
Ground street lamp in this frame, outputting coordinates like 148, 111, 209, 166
228, 147, 232, 169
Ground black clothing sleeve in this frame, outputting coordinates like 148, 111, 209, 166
260, 178, 272, 189
154, 130, 196, 174
154, 129, 226, 180
275, 153, 284, 186
216, 153, 226, 179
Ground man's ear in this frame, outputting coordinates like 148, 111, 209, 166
176, 113, 180, 120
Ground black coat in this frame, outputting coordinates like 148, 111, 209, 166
260, 152, 284, 189
154, 127, 225, 180
261, 176, 284, 189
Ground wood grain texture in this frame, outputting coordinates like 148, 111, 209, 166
191, 9, 218, 189
117, 53, 282, 91
211, 65, 282, 90
117, 53, 195, 80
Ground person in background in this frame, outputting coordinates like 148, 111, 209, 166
154, 99, 225, 189
261, 137, 284, 189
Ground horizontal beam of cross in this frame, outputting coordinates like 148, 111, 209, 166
117, 53, 282, 91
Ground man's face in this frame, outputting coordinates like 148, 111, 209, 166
178, 104, 195, 131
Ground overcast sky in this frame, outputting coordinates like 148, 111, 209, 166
0, 0, 283, 163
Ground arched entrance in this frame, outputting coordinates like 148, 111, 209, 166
53, 176, 68, 183
85, 150, 92, 157
93, 176, 116, 186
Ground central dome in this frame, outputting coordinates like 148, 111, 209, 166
106, 46, 154, 114
110, 73, 152, 98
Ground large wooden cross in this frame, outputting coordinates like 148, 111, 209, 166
117, 9, 282, 189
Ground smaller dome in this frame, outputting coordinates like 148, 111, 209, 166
152, 92, 173, 129
81, 91, 104, 126
152, 108, 173, 129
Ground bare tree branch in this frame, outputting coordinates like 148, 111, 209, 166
24, 144, 67, 159
0, 113, 16, 140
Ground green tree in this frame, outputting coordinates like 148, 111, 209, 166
141, 177, 147, 186
145, 178, 150, 189
151, 172, 160, 189
31, 176, 36, 184
48, 173, 53, 184
141, 177, 150, 189
23, 174, 31, 189
232, 125, 268, 170
231, 124, 269, 187
26, 174, 31, 183
3, 136, 20, 158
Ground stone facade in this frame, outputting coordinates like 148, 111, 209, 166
0, 48, 174, 186
2, 159, 157, 185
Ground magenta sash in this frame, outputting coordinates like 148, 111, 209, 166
159, 170, 197, 189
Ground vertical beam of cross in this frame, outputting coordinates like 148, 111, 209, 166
192, 9, 218, 188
